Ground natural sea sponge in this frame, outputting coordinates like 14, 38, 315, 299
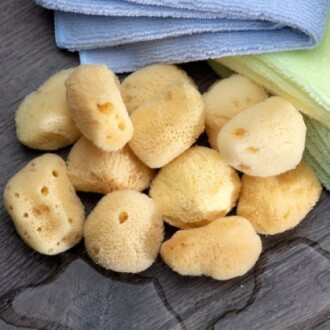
203, 74, 268, 149
67, 136, 154, 194
150, 146, 241, 229
237, 162, 322, 235
15, 69, 81, 150
161, 216, 262, 280
84, 190, 164, 273
121, 63, 196, 114
129, 81, 205, 168
3, 154, 85, 255
66, 65, 133, 152
217, 96, 306, 177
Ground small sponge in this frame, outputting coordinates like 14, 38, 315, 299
150, 146, 241, 229
237, 162, 322, 235
203, 74, 268, 149
129, 81, 205, 168
217, 96, 306, 177
121, 64, 196, 114
3, 154, 85, 255
67, 136, 154, 194
65, 65, 133, 152
84, 190, 164, 273
161, 216, 262, 280
15, 69, 81, 150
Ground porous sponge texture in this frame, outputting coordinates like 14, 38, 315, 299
217, 96, 306, 177
203, 74, 268, 150
84, 190, 164, 273
237, 162, 322, 235
16, 68, 81, 150
129, 81, 205, 168
67, 136, 154, 194
150, 146, 241, 229
121, 63, 196, 114
161, 216, 262, 280
65, 65, 133, 152
3, 154, 85, 255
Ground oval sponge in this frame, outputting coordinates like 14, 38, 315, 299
237, 162, 322, 235
84, 190, 164, 273
150, 146, 241, 229
129, 81, 205, 168
67, 136, 155, 194
66, 65, 133, 152
161, 216, 262, 280
3, 154, 85, 255
15, 69, 81, 150
217, 96, 306, 177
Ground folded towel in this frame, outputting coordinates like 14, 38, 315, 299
56, 12, 278, 50
210, 17, 330, 190
35, 0, 227, 18
35, 0, 330, 73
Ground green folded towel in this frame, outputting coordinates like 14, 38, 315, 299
209, 17, 330, 190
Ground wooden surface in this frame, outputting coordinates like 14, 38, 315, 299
0, 1, 330, 329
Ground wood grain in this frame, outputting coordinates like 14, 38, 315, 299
0, 1, 329, 329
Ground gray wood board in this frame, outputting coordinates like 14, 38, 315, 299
0, 1, 329, 329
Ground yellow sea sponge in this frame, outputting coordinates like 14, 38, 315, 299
217, 96, 306, 177
15, 69, 81, 150
237, 162, 322, 235
3, 154, 85, 255
67, 136, 154, 194
121, 63, 196, 114
150, 146, 241, 229
161, 216, 262, 280
84, 190, 164, 273
66, 65, 133, 152
203, 74, 268, 149
129, 81, 205, 168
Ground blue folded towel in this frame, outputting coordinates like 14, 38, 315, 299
56, 12, 278, 50
35, 0, 330, 73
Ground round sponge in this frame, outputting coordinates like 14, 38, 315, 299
84, 190, 164, 273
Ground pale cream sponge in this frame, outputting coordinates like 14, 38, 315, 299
15, 69, 81, 150
237, 162, 322, 235
67, 136, 154, 194
65, 65, 133, 152
129, 81, 205, 168
217, 96, 306, 177
3, 154, 85, 255
121, 63, 196, 114
150, 146, 241, 229
161, 216, 262, 280
203, 74, 268, 150
84, 190, 164, 272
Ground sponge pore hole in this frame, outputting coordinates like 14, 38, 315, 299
41, 186, 49, 196
232, 128, 247, 138
14, 192, 20, 198
52, 170, 59, 177
97, 102, 113, 115
246, 146, 260, 154
118, 122, 125, 131
92, 246, 100, 255
23, 212, 29, 218
118, 211, 128, 224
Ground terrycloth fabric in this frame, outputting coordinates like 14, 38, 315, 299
35, 0, 330, 73
210, 17, 330, 190
35, 0, 231, 18
56, 12, 278, 50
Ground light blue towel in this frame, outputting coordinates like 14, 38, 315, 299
56, 12, 279, 50
35, 0, 227, 18
35, 0, 330, 73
